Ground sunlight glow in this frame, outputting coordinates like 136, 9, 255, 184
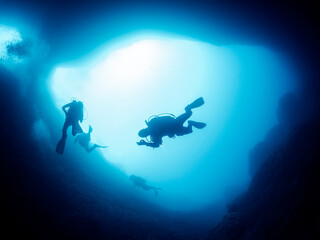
91, 40, 165, 94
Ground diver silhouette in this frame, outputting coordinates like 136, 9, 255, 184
137, 97, 206, 148
130, 175, 161, 196
74, 125, 107, 153
56, 100, 84, 154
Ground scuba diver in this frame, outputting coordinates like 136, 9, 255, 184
130, 175, 161, 196
137, 97, 206, 148
56, 100, 84, 154
74, 125, 107, 153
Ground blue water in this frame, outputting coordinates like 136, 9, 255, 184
1, 6, 297, 213
1, 24, 296, 211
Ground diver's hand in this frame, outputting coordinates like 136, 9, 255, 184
137, 140, 146, 146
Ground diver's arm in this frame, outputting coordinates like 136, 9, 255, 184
137, 140, 147, 146
145, 142, 160, 148
62, 102, 71, 114
79, 110, 84, 123
137, 140, 160, 148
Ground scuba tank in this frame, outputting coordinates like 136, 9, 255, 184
145, 113, 176, 126
68, 100, 84, 121
69, 98, 87, 121
143, 113, 177, 142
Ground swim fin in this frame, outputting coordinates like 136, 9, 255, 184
56, 135, 67, 154
188, 120, 206, 129
94, 144, 108, 149
185, 97, 205, 110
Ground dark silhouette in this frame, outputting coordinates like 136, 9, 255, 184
130, 175, 161, 196
56, 100, 84, 154
74, 125, 107, 153
137, 97, 206, 148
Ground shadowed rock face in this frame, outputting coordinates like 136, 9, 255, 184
208, 121, 320, 240
249, 92, 306, 177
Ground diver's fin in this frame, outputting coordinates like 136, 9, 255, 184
56, 135, 67, 154
185, 97, 205, 110
188, 120, 206, 129
94, 144, 108, 149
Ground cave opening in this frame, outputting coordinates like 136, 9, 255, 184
49, 32, 297, 211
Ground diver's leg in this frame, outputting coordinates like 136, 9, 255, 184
56, 120, 70, 154
176, 120, 205, 134
176, 109, 193, 125
174, 109, 193, 136
176, 125, 193, 136
176, 121, 206, 136
84, 145, 92, 153
62, 120, 70, 137
86, 144, 98, 153
72, 121, 83, 136
86, 144, 107, 153
175, 97, 205, 128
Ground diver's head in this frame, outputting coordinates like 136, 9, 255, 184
138, 128, 150, 138
78, 101, 83, 108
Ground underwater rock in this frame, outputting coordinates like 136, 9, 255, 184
248, 124, 289, 176
208, 121, 320, 239
276, 92, 302, 126
249, 92, 305, 176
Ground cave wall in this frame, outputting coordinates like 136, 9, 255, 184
208, 121, 320, 239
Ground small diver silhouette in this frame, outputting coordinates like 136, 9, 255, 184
137, 97, 206, 148
56, 100, 84, 154
74, 125, 107, 153
130, 175, 161, 196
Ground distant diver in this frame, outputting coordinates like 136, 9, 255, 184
137, 97, 206, 148
56, 100, 84, 154
74, 125, 107, 153
130, 175, 161, 196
